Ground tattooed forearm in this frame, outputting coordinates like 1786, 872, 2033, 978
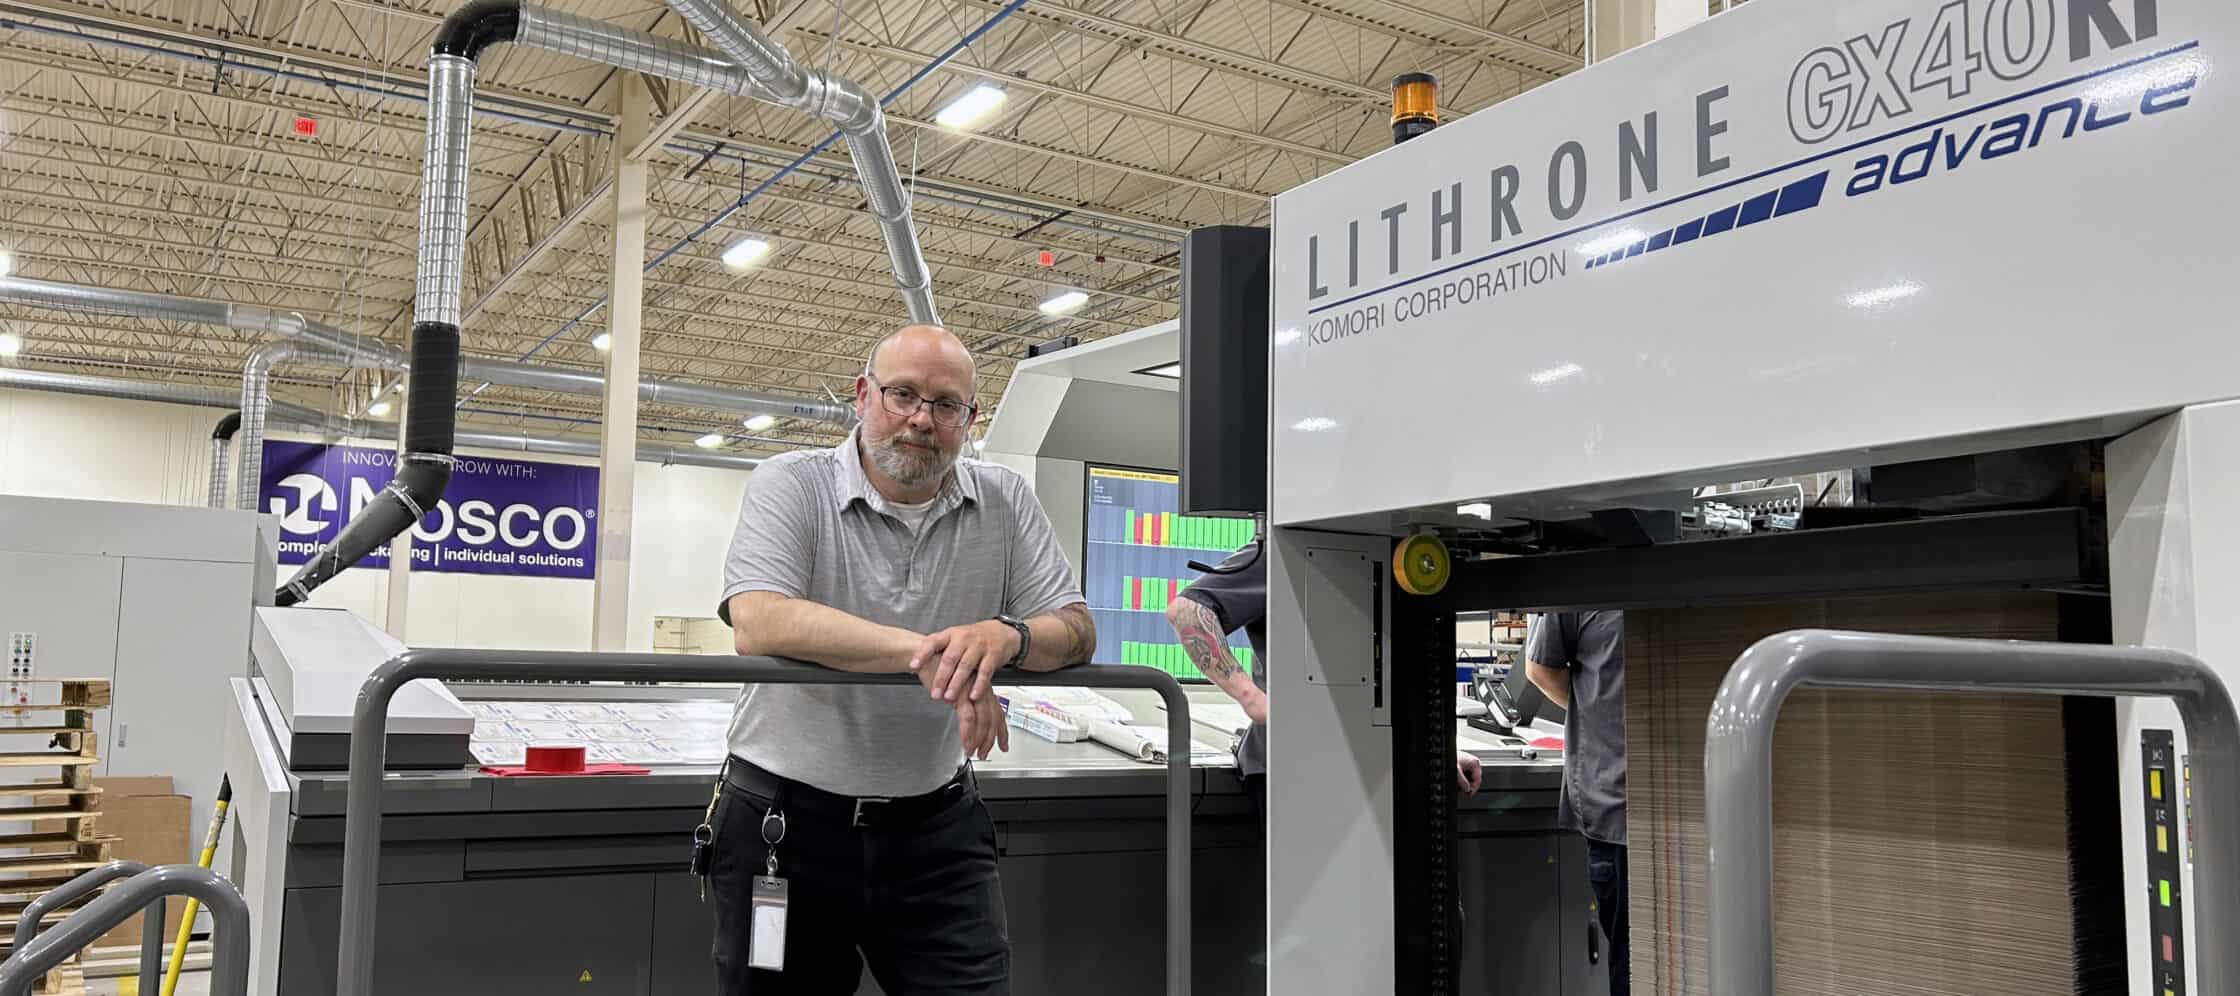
1167, 600, 1243, 682
1053, 603, 1095, 665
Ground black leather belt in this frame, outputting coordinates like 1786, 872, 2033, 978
723, 758, 971, 829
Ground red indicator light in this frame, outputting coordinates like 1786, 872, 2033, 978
293, 116, 318, 136
1037, 250, 1054, 266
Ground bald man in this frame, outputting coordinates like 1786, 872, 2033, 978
709, 325, 1094, 995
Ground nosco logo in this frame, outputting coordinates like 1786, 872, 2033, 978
261, 441, 601, 579
266, 472, 592, 550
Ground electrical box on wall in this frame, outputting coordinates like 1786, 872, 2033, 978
7, 632, 32, 679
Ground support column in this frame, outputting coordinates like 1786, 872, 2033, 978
592, 73, 651, 652
2108, 400, 2240, 996
1588, 0, 1708, 63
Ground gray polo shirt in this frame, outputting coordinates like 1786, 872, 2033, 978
718, 431, 1085, 798
1528, 610, 1626, 846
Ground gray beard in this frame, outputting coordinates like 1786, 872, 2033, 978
868, 432, 954, 488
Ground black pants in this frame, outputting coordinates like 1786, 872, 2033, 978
1587, 838, 1629, 996
709, 764, 1009, 995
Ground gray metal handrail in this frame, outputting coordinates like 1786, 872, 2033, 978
1705, 629, 2239, 996
337, 651, 1193, 996
10, 861, 165, 991
0, 865, 248, 996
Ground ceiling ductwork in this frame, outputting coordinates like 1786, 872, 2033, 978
0, 277, 856, 426
0, 368, 763, 480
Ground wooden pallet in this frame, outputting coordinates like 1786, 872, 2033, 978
0, 680, 112, 712
0, 687, 109, 996
31, 960, 83, 996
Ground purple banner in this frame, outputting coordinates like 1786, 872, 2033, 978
260, 441, 600, 579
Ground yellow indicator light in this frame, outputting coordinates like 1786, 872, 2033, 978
2158, 825, 2169, 853
2152, 768, 2164, 799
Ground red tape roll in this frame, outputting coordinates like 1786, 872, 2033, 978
524, 744, 587, 773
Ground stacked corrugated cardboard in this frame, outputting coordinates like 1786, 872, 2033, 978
1627, 592, 2079, 995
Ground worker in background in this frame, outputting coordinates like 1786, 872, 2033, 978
1526, 611, 1628, 996
711, 324, 1096, 995
1165, 538, 1484, 817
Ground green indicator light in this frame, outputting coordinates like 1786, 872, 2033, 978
2161, 880, 2173, 907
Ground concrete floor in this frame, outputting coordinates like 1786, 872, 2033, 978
89, 970, 211, 996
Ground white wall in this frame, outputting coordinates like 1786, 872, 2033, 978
0, 386, 755, 651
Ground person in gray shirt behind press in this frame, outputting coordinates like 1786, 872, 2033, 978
709, 324, 1095, 995
1527, 610, 1627, 996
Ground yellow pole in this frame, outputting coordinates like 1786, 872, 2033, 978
160, 777, 229, 996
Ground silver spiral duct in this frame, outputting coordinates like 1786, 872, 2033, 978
418, 55, 478, 329
0, 368, 763, 476
0, 367, 322, 424
662, 0, 806, 100
512, 1, 942, 324
239, 341, 351, 511
0, 276, 854, 425
208, 436, 231, 508
515, 8, 777, 99
208, 412, 241, 509
662, 0, 939, 324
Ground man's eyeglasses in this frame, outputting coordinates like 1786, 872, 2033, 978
867, 374, 976, 428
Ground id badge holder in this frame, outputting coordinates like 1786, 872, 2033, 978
749, 808, 788, 971
749, 874, 789, 970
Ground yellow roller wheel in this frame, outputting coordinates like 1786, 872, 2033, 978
1393, 532, 1451, 596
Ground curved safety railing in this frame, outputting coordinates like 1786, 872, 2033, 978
336, 651, 1193, 996
1705, 629, 2239, 996
0, 865, 248, 996
10, 861, 165, 991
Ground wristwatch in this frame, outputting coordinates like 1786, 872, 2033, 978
996, 614, 1031, 669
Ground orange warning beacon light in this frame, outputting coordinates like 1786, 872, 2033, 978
1391, 72, 1438, 145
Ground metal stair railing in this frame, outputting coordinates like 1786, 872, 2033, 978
335, 651, 1194, 996
9, 861, 166, 992
0, 865, 248, 996
1704, 629, 2239, 996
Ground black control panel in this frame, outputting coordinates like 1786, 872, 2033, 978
2143, 729, 2187, 994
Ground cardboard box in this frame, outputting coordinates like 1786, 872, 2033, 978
89, 777, 191, 950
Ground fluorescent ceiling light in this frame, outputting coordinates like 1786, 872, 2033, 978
591, 332, 612, 351
1134, 361, 1181, 379
742, 414, 777, 431
1844, 281, 1923, 309
1038, 290, 1088, 315
1529, 362, 1583, 385
0, 249, 11, 277
1456, 502, 1493, 519
935, 85, 1007, 129
721, 237, 771, 271
0, 333, 20, 357
366, 400, 392, 418
695, 432, 726, 449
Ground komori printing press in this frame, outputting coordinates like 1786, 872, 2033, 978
980, 322, 1599, 995
1249, 0, 2239, 993
225, 603, 1275, 996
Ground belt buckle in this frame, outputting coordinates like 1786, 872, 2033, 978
852, 796, 891, 828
